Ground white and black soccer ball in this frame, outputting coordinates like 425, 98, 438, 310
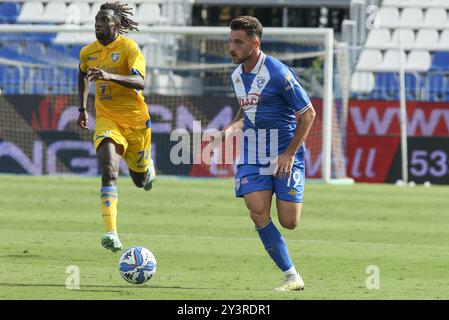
118, 246, 157, 284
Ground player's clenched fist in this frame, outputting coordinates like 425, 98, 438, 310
87, 68, 112, 82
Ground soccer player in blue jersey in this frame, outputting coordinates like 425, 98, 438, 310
214, 16, 316, 291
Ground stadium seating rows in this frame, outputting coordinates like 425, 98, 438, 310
0, 2, 19, 23
0, 1, 191, 94
2, 0, 448, 100
351, 0, 449, 100
0, 1, 167, 25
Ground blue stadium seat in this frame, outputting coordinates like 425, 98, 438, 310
25, 33, 57, 43
405, 73, 421, 100
0, 33, 55, 43
0, 65, 21, 94
69, 45, 84, 59
52, 67, 76, 94
24, 42, 46, 57
32, 68, 56, 94
0, 2, 20, 23
369, 72, 424, 100
430, 52, 449, 71
204, 54, 228, 64
0, 65, 5, 86
371, 73, 398, 100
427, 74, 447, 101
49, 44, 69, 55
0, 46, 37, 63
45, 46, 77, 63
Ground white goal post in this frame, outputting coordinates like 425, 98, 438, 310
1, 24, 348, 183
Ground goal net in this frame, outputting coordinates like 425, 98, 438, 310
0, 25, 352, 183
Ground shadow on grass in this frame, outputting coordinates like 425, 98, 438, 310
0, 282, 240, 292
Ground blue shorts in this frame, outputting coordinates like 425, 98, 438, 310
235, 153, 305, 203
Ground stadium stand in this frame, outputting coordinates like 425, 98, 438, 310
0, 1, 19, 23
3, 0, 444, 101
350, 0, 449, 101
0, 0, 189, 95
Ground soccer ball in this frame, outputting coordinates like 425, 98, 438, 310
118, 246, 157, 284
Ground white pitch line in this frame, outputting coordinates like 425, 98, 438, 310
1, 228, 447, 250
127, 233, 422, 249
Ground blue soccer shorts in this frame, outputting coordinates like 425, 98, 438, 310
234, 154, 305, 203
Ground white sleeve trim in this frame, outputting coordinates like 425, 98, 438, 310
296, 103, 312, 115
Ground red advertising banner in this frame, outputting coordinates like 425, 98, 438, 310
347, 100, 449, 182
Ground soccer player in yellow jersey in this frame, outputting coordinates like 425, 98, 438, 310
77, 2, 155, 253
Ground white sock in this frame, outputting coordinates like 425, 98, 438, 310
283, 266, 298, 279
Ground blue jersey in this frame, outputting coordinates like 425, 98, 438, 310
231, 52, 311, 169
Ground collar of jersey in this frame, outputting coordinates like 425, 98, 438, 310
238, 51, 265, 75
96, 34, 123, 50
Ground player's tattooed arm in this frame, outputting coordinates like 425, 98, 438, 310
86, 67, 146, 91
77, 66, 90, 129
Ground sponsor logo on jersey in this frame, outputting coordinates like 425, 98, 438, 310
239, 93, 260, 109
87, 56, 97, 61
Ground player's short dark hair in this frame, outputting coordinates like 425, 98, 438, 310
100, 2, 139, 34
230, 16, 263, 40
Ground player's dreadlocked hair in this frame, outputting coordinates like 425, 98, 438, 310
100, 2, 139, 34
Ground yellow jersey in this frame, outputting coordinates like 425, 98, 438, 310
79, 34, 150, 129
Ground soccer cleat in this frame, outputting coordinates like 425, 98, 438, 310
101, 232, 123, 253
275, 273, 305, 292
143, 160, 156, 191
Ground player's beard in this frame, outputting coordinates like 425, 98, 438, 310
95, 31, 107, 41
232, 51, 252, 64
95, 27, 114, 42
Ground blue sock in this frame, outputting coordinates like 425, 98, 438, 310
256, 220, 293, 272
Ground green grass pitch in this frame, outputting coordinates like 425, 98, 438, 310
0, 175, 448, 300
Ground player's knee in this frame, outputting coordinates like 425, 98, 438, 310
249, 209, 270, 226
280, 219, 300, 230
250, 210, 264, 218
249, 205, 268, 218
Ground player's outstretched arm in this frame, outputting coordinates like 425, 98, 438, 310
86, 67, 145, 91
277, 105, 316, 178
77, 68, 90, 129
